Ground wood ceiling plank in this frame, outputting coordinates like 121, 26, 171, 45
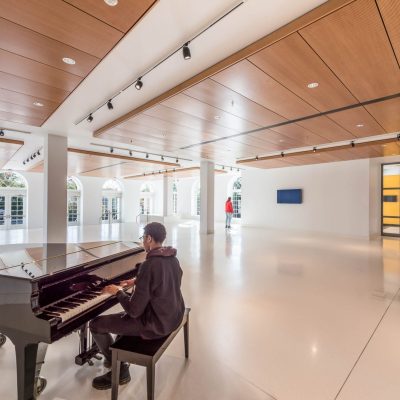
0, 18, 99, 77
142, 104, 237, 138
328, 106, 386, 137
161, 93, 261, 133
0, 100, 49, 119
377, 0, 400, 63
0, 88, 59, 113
230, 135, 286, 153
0, 0, 123, 58
270, 123, 327, 146
64, 0, 157, 33
243, 158, 294, 169
248, 32, 357, 111
211, 60, 317, 120
364, 98, 400, 133
0, 49, 82, 92
184, 78, 286, 127
297, 115, 355, 142
299, 0, 400, 101
0, 71, 69, 103
0, 110, 44, 126
249, 130, 309, 149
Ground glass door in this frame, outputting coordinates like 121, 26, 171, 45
382, 163, 400, 237
0, 193, 26, 229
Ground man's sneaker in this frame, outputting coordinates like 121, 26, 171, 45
92, 363, 131, 390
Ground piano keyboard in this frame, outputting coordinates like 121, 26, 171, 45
42, 288, 113, 323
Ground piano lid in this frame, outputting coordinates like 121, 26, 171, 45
0, 241, 142, 279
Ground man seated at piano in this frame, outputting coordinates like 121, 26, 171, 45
90, 222, 185, 390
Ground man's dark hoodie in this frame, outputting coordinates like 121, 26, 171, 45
116, 246, 185, 339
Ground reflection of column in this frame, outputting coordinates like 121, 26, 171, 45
43, 243, 67, 275
200, 161, 214, 234
43, 135, 68, 243
163, 175, 169, 217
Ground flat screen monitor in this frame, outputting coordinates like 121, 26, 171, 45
277, 189, 302, 204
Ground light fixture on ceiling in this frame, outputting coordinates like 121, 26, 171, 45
176, 157, 179, 163
104, 0, 118, 5
182, 42, 191, 60
62, 57, 76, 65
351, 141, 355, 147
397, 134, 400, 141
110, 147, 114, 153
37, 150, 40, 156
146, 153, 149, 159
87, 114, 93, 123
313, 147, 317, 153
307, 82, 319, 89
161, 156, 164, 161
23, 161, 26, 165
107, 100, 113, 110
281, 152, 284, 157
129, 150, 133, 156
230, 167, 233, 171
214, 115, 220, 120
222, 165, 225, 169
255, 156, 259, 160
0, 129, 4, 137
33, 102, 44, 107
135, 77, 143, 90
356, 124, 364, 128
237, 168, 240, 172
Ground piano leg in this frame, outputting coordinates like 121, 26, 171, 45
14, 341, 47, 400
0, 333, 6, 347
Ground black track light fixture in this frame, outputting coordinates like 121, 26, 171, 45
30, 155, 34, 160
351, 141, 355, 148
0, 129, 4, 136
37, 150, 40, 156
182, 42, 191, 60
256, 156, 259, 160
237, 168, 240, 172
135, 77, 143, 90
281, 152, 284, 157
107, 99, 113, 110
397, 134, 400, 141
33, 153, 36, 158
87, 114, 93, 123
230, 167, 233, 171
313, 147, 317, 153
176, 157, 179, 163
161, 155, 164, 161
26, 158, 29, 163
222, 165, 225, 170
146, 153, 149, 159
23, 161, 26, 165
129, 150, 133, 156
110, 147, 114, 153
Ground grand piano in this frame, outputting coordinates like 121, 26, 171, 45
0, 241, 146, 400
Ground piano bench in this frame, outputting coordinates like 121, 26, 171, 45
110, 308, 190, 400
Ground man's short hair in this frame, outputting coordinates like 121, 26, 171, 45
143, 222, 166, 243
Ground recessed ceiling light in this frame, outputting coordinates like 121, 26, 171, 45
62, 57, 76, 65
307, 82, 319, 89
214, 115, 220, 120
356, 124, 364, 128
279, 139, 284, 143
33, 102, 44, 107
104, 0, 118, 5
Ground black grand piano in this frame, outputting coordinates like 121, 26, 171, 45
0, 241, 146, 400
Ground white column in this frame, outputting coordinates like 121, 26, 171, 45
43, 134, 68, 243
162, 175, 169, 217
200, 160, 214, 234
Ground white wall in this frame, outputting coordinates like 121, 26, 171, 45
19, 171, 44, 229
242, 159, 375, 238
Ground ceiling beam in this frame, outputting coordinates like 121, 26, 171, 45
0, 137, 24, 146
67, 148, 179, 166
94, 0, 355, 137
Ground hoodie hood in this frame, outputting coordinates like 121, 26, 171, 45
146, 246, 177, 259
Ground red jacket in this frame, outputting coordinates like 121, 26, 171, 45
225, 200, 233, 213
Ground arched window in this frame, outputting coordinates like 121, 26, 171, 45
139, 182, 153, 215
0, 171, 27, 229
102, 179, 122, 223
67, 177, 81, 226
191, 180, 200, 216
172, 180, 178, 215
231, 177, 242, 219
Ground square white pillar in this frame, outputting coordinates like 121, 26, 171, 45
43, 134, 68, 243
163, 175, 170, 217
200, 160, 214, 234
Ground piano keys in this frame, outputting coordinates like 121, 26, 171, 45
0, 241, 145, 400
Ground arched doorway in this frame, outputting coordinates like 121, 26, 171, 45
0, 171, 27, 229
139, 183, 154, 215
67, 177, 82, 226
102, 179, 122, 223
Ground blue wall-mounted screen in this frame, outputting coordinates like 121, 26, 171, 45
277, 189, 302, 204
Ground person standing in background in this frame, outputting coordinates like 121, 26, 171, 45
225, 197, 233, 229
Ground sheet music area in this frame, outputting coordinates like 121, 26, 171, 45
0, 241, 146, 399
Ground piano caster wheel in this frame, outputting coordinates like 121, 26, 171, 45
34, 376, 47, 397
0, 334, 6, 347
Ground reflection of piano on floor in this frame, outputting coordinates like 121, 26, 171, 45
0, 241, 145, 400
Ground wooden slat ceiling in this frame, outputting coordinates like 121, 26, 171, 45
28, 150, 177, 178
0, 0, 157, 127
124, 167, 226, 180
96, 0, 400, 170
0, 138, 24, 169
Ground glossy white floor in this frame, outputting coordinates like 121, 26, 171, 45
1, 221, 400, 400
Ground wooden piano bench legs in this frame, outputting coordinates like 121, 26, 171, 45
110, 308, 190, 400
